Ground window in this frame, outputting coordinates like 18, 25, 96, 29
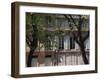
82, 20, 88, 28
31, 56, 38, 67
45, 36, 53, 51
59, 36, 64, 50
45, 56, 52, 66
70, 37, 75, 49
56, 18, 65, 28
45, 38, 51, 51
47, 16, 55, 27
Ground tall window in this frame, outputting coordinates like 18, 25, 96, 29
70, 37, 75, 49
45, 38, 52, 51
45, 56, 52, 66
47, 16, 55, 28
59, 36, 64, 50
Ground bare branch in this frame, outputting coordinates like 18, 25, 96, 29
64, 15, 70, 23
69, 14, 78, 27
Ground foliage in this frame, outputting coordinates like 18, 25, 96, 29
26, 13, 60, 51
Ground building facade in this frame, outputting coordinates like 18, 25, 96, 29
26, 14, 90, 67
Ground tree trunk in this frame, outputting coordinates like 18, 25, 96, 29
27, 49, 34, 67
80, 44, 89, 64
26, 24, 38, 67
38, 52, 45, 66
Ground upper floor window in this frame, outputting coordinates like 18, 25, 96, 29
70, 37, 75, 49
56, 18, 66, 28
59, 36, 64, 50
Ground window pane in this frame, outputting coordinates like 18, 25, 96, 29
45, 56, 52, 66
59, 36, 64, 50
31, 57, 38, 67
70, 37, 75, 49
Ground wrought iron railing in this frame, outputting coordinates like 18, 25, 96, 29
31, 50, 89, 66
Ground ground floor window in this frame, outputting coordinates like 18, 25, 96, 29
31, 56, 38, 67
45, 56, 52, 66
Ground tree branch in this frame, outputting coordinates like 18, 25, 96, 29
72, 32, 80, 45
64, 14, 80, 44
64, 15, 73, 30
64, 15, 70, 23
26, 35, 32, 47
69, 14, 78, 27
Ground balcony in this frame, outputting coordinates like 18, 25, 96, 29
28, 49, 89, 67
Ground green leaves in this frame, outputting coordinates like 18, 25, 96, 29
26, 13, 57, 51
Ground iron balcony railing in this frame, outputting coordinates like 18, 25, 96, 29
32, 50, 89, 66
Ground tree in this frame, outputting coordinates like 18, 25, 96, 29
26, 13, 39, 67
64, 14, 89, 64
26, 13, 58, 67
